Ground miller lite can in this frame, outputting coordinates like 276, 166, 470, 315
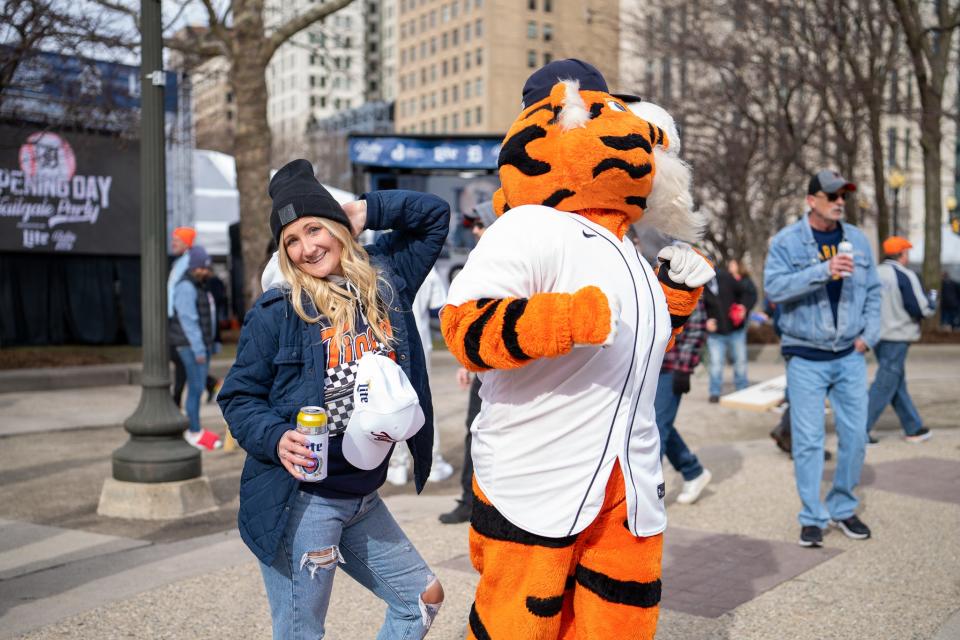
295, 406, 328, 482
837, 240, 854, 278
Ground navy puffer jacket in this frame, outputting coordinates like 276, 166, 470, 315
218, 190, 450, 565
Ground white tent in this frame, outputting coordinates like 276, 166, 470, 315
192, 150, 357, 256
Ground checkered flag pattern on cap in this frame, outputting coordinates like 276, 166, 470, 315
323, 345, 393, 436
323, 361, 356, 436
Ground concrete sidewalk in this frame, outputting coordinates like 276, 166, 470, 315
0, 348, 958, 639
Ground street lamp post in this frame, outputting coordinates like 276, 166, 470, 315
99, 0, 215, 519
887, 167, 906, 237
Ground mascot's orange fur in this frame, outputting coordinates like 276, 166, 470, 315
442, 60, 714, 640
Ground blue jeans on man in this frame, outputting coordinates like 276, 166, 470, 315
654, 372, 704, 481
706, 328, 748, 397
787, 351, 867, 528
866, 341, 923, 436
176, 346, 210, 433
260, 489, 439, 639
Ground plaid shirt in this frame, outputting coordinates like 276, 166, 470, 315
661, 298, 707, 374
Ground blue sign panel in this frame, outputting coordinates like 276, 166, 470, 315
2, 47, 179, 120
349, 136, 501, 170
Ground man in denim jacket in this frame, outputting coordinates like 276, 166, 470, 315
764, 170, 881, 548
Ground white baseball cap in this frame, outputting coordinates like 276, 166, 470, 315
342, 352, 425, 470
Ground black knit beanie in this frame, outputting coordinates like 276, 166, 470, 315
268, 159, 351, 244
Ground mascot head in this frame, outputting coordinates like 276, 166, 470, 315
493, 59, 702, 242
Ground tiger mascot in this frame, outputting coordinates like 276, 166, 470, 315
441, 59, 714, 640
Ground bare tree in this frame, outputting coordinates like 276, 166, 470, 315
622, 0, 821, 286
0, 0, 136, 107
790, 0, 901, 244
165, 0, 358, 308
891, 0, 960, 301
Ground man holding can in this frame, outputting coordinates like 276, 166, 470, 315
764, 170, 881, 548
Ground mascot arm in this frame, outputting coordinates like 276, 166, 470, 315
656, 243, 714, 351
441, 286, 612, 372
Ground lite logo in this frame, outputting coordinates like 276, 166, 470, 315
307, 441, 325, 453
357, 382, 370, 403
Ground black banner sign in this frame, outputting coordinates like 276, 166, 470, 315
0, 124, 140, 255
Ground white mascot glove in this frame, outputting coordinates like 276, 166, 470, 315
657, 243, 715, 288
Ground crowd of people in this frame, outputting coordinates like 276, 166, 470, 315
161, 58, 946, 640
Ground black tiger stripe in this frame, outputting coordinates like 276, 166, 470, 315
656, 125, 664, 146
648, 122, 657, 146
600, 133, 652, 153
523, 103, 554, 120
471, 496, 579, 548
546, 104, 563, 125
592, 158, 652, 180
625, 196, 647, 208
657, 266, 696, 292
670, 313, 690, 329
501, 298, 532, 361
525, 594, 564, 617
542, 189, 576, 208
590, 102, 604, 119
464, 300, 501, 370
565, 574, 576, 590
498, 125, 551, 176
575, 564, 661, 608
476, 298, 494, 308
469, 603, 492, 640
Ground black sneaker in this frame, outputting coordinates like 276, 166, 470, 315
831, 515, 871, 540
708, 395, 720, 404
439, 500, 472, 525
867, 433, 879, 445
770, 428, 791, 455
799, 525, 823, 547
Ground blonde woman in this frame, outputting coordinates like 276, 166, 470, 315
218, 159, 449, 639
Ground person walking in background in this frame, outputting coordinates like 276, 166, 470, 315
764, 169, 881, 548
704, 258, 757, 402
387, 266, 455, 485
655, 297, 712, 505
941, 271, 959, 330
170, 245, 222, 451
168, 227, 195, 406
438, 213, 490, 524
866, 237, 936, 443
218, 160, 448, 639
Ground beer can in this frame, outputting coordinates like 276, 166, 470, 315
295, 406, 329, 482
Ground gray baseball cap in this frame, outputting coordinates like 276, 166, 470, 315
808, 170, 856, 195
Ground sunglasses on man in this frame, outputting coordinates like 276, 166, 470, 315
820, 191, 846, 202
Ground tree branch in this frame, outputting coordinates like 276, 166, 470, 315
264, 0, 355, 60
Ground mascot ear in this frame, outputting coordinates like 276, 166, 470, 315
627, 101, 704, 243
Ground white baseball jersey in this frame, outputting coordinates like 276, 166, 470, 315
445, 206, 670, 538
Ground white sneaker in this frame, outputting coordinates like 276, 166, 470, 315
183, 430, 204, 450
676, 469, 712, 505
386, 463, 409, 486
428, 458, 454, 483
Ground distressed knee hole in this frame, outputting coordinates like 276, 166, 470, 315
418, 576, 444, 630
299, 546, 344, 579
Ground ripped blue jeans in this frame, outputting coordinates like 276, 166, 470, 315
260, 489, 441, 639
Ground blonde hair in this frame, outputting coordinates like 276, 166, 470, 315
278, 218, 394, 350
